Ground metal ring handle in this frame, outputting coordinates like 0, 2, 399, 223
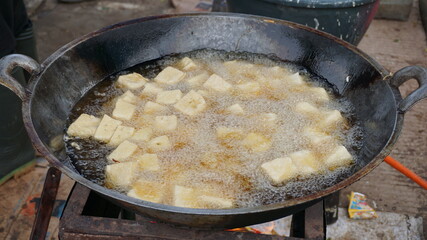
0, 54, 41, 101
389, 66, 427, 113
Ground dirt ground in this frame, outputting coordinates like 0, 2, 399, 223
0, 0, 426, 239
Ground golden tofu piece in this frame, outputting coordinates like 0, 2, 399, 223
154, 115, 178, 132
136, 153, 160, 171
107, 140, 138, 162
225, 104, 244, 115
324, 145, 353, 168
141, 83, 163, 96
112, 98, 137, 121
174, 90, 207, 116
67, 114, 101, 138
130, 127, 153, 142
147, 135, 172, 152
105, 161, 138, 188
155, 66, 186, 85
156, 90, 182, 105
268, 66, 289, 78
289, 150, 320, 176
93, 115, 122, 142
177, 57, 198, 71
285, 72, 306, 86
261, 157, 298, 184
302, 127, 335, 147
117, 72, 148, 90
295, 102, 320, 117
173, 185, 197, 208
127, 180, 164, 203
309, 87, 330, 102
197, 195, 233, 209
119, 90, 139, 104
242, 133, 272, 152
108, 125, 135, 147
143, 101, 168, 114
203, 74, 232, 92
237, 81, 261, 95
320, 110, 345, 130
186, 72, 209, 87
216, 127, 244, 140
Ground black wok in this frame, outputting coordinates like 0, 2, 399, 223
0, 13, 426, 229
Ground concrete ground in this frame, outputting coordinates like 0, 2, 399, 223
0, 0, 426, 239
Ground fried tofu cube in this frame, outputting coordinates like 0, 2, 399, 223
225, 104, 244, 115
203, 74, 232, 92
127, 180, 164, 203
200, 152, 219, 168
136, 153, 160, 171
196, 90, 209, 97
105, 161, 138, 188
216, 127, 244, 140
324, 145, 353, 168
154, 66, 186, 85
309, 87, 330, 102
94, 115, 122, 142
258, 113, 278, 127
302, 127, 335, 146
177, 57, 198, 71
174, 90, 207, 116
130, 127, 153, 142
320, 110, 345, 129
119, 90, 139, 104
147, 135, 172, 152
289, 150, 320, 176
269, 66, 288, 78
197, 195, 233, 209
261, 157, 298, 184
295, 102, 320, 117
108, 125, 135, 147
286, 72, 306, 86
117, 72, 148, 90
186, 72, 209, 87
107, 140, 138, 162
156, 90, 182, 105
67, 114, 101, 138
143, 101, 168, 114
237, 81, 261, 95
242, 133, 272, 152
142, 83, 163, 95
154, 115, 178, 132
112, 98, 136, 121
173, 185, 197, 208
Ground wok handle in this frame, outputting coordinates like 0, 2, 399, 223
388, 66, 427, 113
0, 54, 41, 101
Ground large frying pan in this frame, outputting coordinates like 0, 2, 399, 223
0, 13, 426, 229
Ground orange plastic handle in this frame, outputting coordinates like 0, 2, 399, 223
384, 156, 427, 190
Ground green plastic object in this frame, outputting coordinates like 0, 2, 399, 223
0, 25, 36, 185
226, 0, 380, 45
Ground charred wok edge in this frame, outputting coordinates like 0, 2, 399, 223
1, 13, 425, 228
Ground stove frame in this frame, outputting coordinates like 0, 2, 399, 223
31, 167, 326, 240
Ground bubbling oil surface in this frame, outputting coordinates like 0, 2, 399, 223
65, 50, 363, 208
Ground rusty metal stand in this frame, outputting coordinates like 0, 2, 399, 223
30, 167, 62, 240
32, 167, 326, 239
59, 183, 325, 239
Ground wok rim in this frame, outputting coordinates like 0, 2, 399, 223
22, 12, 402, 217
